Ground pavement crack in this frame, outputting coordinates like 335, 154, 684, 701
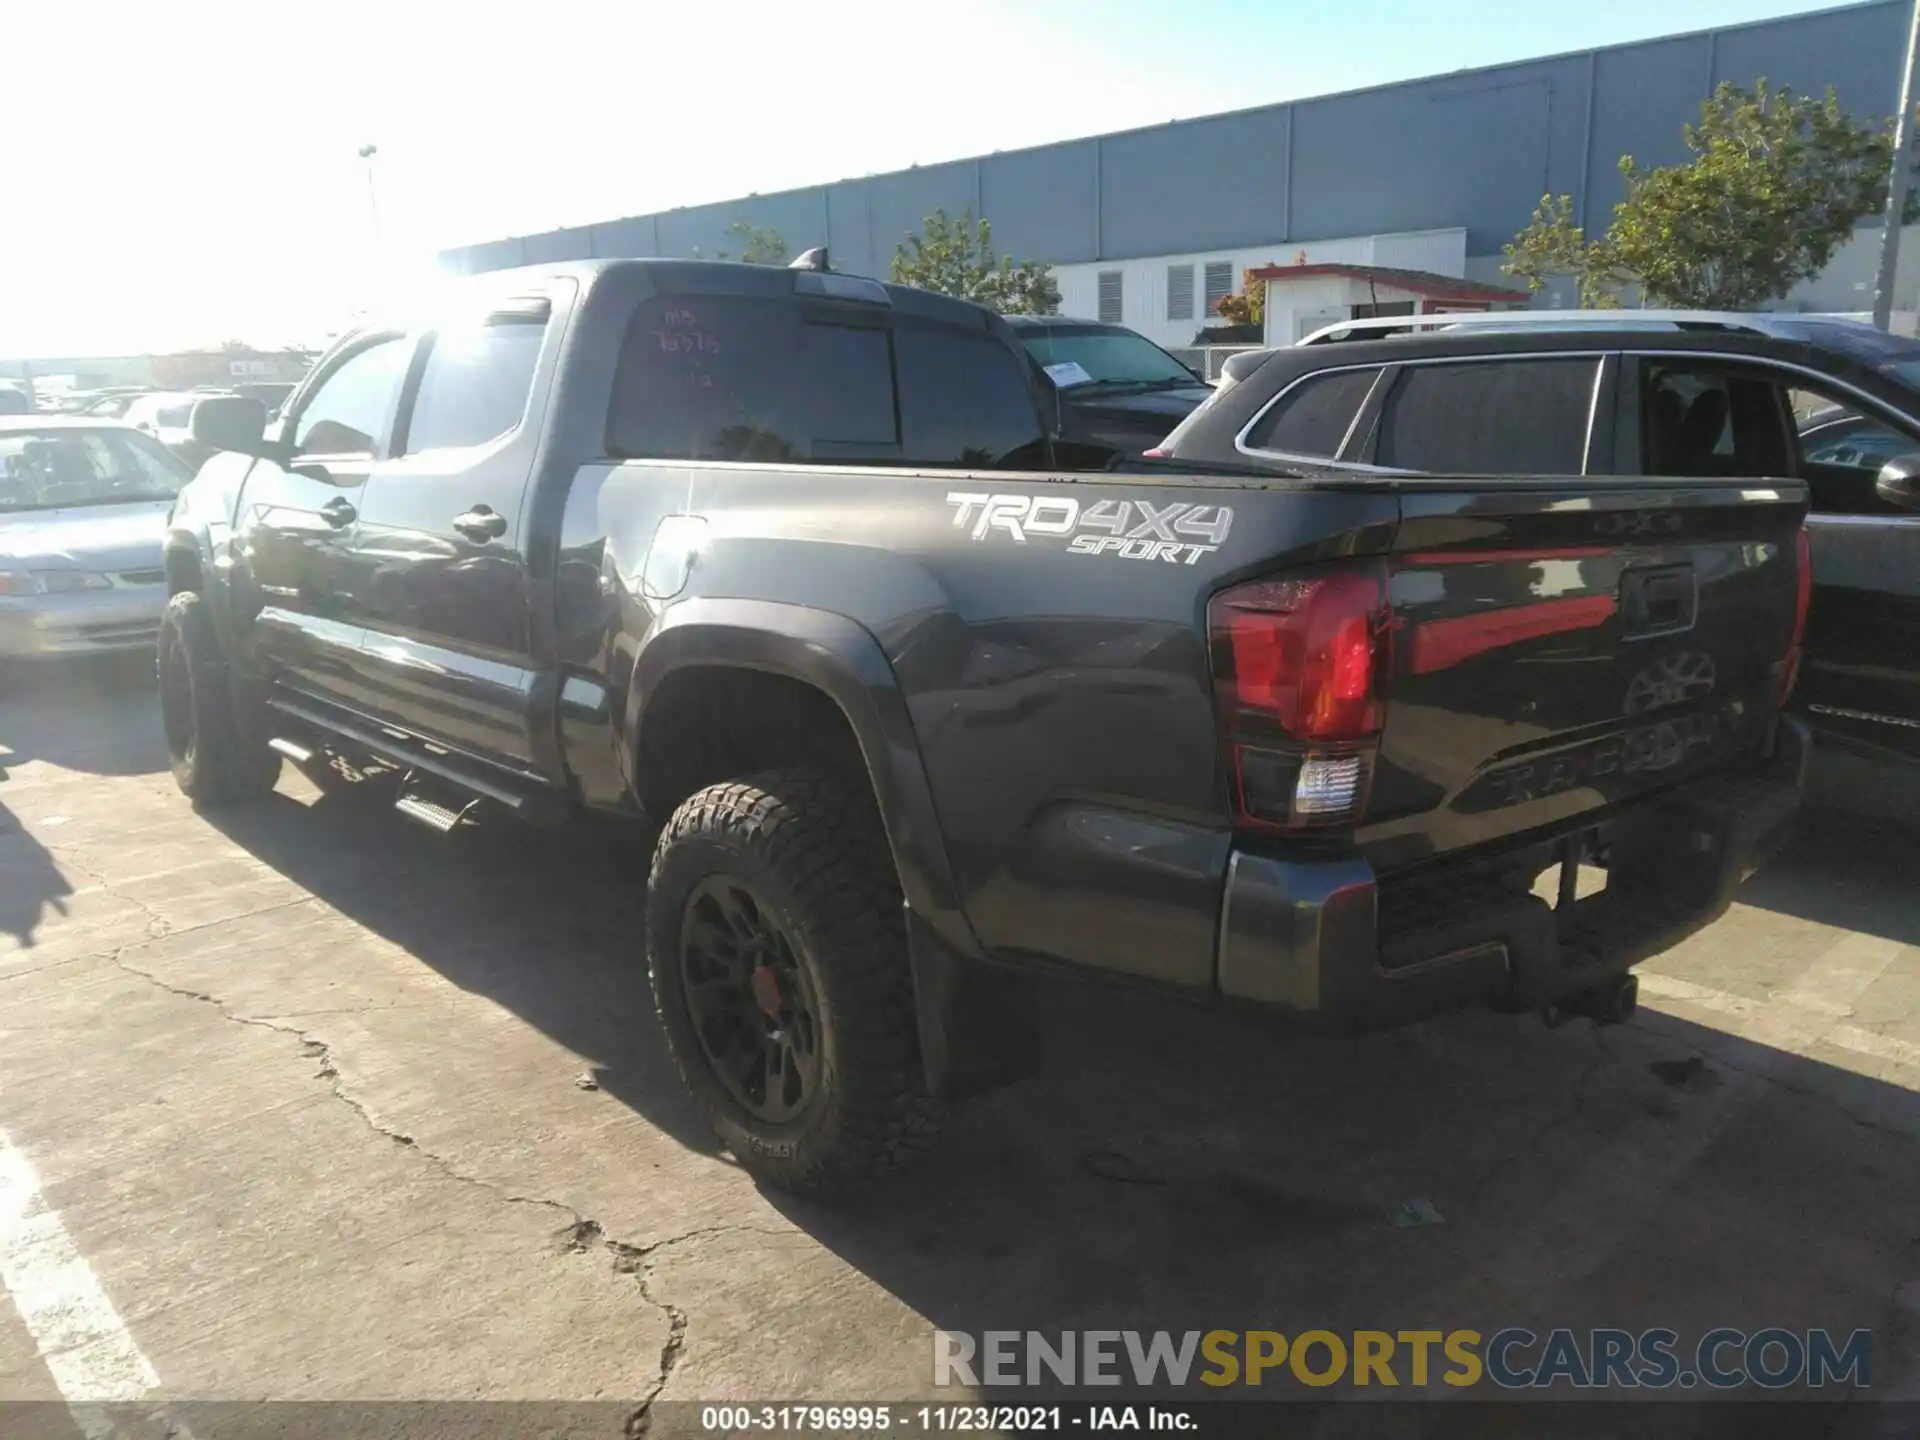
607, 1222, 797, 1272
99, 913, 800, 1427
626, 1287, 688, 1439
0, 955, 90, 985
101, 944, 584, 1228
610, 1223, 798, 1434
54, 848, 171, 940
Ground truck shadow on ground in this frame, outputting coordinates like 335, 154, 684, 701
207, 775, 721, 1156
206, 778, 1920, 1419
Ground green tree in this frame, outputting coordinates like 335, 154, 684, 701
1504, 81, 1916, 309
726, 221, 790, 266
1214, 268, 1274, 327
889, 208, 1060, 314
693, 221, 791, 265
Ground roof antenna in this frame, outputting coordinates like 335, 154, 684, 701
790, 246, 832, 272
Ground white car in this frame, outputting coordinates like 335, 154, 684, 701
0, 419, 191, 658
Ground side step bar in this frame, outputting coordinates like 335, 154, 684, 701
263, 692, 567, 824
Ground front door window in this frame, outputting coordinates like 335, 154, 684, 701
292, 339, 409, 459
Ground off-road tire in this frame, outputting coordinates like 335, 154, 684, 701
647, 767, 941, 1194
157, 591, 281, 807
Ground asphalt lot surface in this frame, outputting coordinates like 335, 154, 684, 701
1, 660, 1917, 1436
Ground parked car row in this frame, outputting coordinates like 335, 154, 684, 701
5, 299, 1913, 813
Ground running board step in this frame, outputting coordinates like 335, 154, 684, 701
267, 736, 317, 766
394, 792, 479, 834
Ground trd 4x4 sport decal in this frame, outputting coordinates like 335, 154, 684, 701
945, 493, 1234, 566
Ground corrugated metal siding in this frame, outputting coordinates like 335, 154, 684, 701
1714, 2, 1898, 122
980, 141, 1100, 264
522, 227, 595, 264
1585, 37, 1716, 225
589, 217, 659, 260
440, 2, 1908, 281
825, 181, 877, 278
1098, 108, 1293, 258
1371, 230, 1471, 276
866, 162, 977, 273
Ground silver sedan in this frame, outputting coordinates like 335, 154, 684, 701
0, 419, 191, 658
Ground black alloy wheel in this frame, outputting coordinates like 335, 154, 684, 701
679, 874, 824, 1123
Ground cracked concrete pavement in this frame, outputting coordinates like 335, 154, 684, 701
1, 660, 1918, 1428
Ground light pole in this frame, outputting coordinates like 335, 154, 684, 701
358, 143, 382, 249
1872, 1, 1920, 331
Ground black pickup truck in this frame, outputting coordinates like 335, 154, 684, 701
160, 258, 1809, 1195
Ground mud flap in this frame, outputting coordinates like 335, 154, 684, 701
905, 908, 1042, 1101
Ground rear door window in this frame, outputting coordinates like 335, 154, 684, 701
1376, 357, 1598, 474
1637, 361, 1793, 481
1241, 366, 1382, 459
609, 296, 1047, 468
608, 297, 897, 463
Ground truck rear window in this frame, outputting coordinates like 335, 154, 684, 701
607, 295, 1046, 468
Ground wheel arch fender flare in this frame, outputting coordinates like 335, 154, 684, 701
161, 520, 211, 593
624, 598, 974, 955
161, 517, 249, 663
625, 599, 1039, 1100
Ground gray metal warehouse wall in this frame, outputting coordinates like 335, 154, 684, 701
440, 0, 1907, 279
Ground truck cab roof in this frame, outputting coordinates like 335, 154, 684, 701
414, 258, 1005, 334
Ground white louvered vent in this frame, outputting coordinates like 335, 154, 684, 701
1204, 261, 1234, 314
1166, 265, 1194, 321
1098, 270, 1123, 323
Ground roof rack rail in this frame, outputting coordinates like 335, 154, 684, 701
1292, 308, 1836, 347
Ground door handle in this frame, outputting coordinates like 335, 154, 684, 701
319, 496, 357, 528
452, 506, 509, 542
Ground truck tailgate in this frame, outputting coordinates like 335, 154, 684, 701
1359, 478, 1808, 874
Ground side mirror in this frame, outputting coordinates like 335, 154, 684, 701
1875, 453, 1920, 511
189, 396, 269, 457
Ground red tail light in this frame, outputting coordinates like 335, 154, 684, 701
1775, 523, 1812, 705
1209, 560, 1391, 829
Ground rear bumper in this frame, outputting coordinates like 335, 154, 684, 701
0, 590, 165, 657
1216, 716, 1809, 1027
